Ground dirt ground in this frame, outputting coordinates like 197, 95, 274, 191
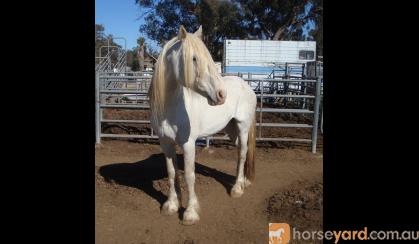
95, 140, 323, 244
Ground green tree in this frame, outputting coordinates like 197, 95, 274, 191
308, 0, 323, 56
137, 37, 146, 47
95, 24, 106, 58
126, 48, 139, 71
126, 38, 158, 71
136, 0, 323, 60
136, 0, 246, 60
95, 24, 122, 64
238, 0, 322, 41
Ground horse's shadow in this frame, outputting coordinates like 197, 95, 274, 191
98, 153, 236, 207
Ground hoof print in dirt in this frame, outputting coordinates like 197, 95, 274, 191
266, 181, 323, 231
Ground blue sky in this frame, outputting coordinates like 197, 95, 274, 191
95, 0, 159, 50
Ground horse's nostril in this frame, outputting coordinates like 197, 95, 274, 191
218, 91, 224, 99
217, 90, 225, 100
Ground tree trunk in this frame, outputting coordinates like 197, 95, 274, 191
273, 7, 322, 40
273, 26, 287, 40
137, 45, 145, 71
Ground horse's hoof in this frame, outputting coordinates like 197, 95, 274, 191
182, 218, 199, 226
161, 200, 179, 216
182, 209, 200, 225
230, 184, 244, 198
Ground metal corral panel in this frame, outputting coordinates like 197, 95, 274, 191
223, 40, 316, 73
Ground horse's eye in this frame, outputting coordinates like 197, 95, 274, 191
193, 56, 197, 62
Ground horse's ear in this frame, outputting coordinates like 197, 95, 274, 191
194, 25, 203, 39
178, 25, 188, 40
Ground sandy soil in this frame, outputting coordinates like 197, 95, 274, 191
95, 140, 323, 244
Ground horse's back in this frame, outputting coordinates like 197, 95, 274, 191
222, 76, 253, 92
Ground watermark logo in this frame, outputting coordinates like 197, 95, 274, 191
269, 223, 290, 244
268, 224, 419, 243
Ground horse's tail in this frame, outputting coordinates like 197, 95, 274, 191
244, 116, 256, 181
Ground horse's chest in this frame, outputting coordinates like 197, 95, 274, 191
155, 115, 191, 144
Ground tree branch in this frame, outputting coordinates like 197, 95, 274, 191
273, 7, 322, 40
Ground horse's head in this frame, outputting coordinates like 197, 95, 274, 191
168, 25, 226, 106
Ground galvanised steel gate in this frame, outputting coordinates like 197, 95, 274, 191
95, 71, 322, 153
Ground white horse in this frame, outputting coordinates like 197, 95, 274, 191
149, 25, 257, 225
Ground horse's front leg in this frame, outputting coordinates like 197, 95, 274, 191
182, 140, 200, 225
160, 141, 180, 215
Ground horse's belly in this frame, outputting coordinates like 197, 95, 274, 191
198, 116, 232, 137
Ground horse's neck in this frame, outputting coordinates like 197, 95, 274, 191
163, 79, 201, 115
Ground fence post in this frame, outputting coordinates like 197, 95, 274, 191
259, 80, 263, 139
311, 77, 321, 153
95, 73, 101, 144
320, 105, 323, 134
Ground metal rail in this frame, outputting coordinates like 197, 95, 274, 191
95, 72, 322, 153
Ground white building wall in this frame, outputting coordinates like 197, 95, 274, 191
224, 40, 316, 67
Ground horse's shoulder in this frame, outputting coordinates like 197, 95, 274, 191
223, 76, 254, 94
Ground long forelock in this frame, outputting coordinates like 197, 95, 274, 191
182, 34, 215, 87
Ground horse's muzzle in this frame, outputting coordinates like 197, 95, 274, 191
215, 89, 226, 105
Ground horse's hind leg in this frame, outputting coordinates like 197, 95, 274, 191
160, 141, 180, 215
231, 125, 249, 198
181, 140, 200, 225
